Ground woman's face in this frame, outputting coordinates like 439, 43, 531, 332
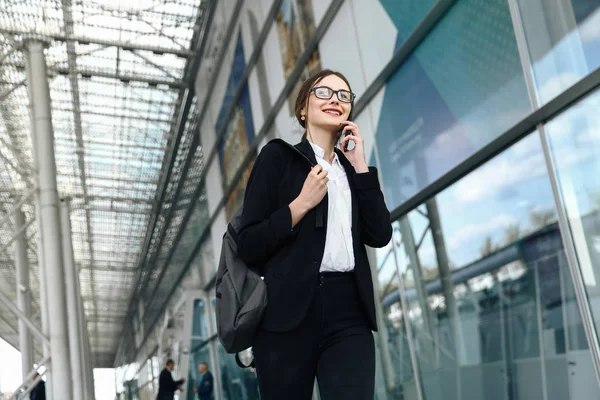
303, 74, 352, 133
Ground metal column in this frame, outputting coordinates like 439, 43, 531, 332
80, 292, 95, 400
390, 229, 425, 400
367, 247, 397, 394
205, 293, 223, 400
15, 207, 34, 379
24, 38, 73, 399
87, 312, 96, 399
426, 198, 464, 398
398, 217, 435, 350
28, 42, 53, 400
75, 263, 93, 400
79, 297, 93, 399
60, 199, 84, 399
35, 199, 53, 400
86, 310, 95, 399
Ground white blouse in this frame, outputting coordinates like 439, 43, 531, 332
309, 142, 355, 272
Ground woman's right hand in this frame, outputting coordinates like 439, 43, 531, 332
298, 165, 329, 209
289, 165, 328, 227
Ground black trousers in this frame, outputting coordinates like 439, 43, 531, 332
253, 271, 375, 400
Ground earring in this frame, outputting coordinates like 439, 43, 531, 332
301, 115, 305, 121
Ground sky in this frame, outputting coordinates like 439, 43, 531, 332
0, 338, 21, 394
0, 337, 116, 399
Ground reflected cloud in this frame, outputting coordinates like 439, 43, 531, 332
453, 149, 547, 204
537, 72, 581, 104
447, 214, 518, 251
580, 9, 600, 43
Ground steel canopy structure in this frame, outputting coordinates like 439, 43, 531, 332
0, 0, 209, 371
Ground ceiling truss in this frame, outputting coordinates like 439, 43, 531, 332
0, 0, 205, 367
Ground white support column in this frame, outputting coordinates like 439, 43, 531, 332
24, 38, 73, 399
78, 297, 90, 399
15, 207, 34, 379
35, 199, 53, 400
81, 300, 94, 400
75, 264, 93, 400
84, 306, 95, 399
205, 293, 223, 400
60, 199, 84, 399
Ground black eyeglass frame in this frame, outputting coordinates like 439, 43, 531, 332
310, 86, 356, 103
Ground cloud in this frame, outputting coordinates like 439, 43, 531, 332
537, 72, 581, 104
452, 144, 548, 204
450, 89, 600, 206
576, 126, 600, 145
447, 214, 518, 251
580, 9, 600, 43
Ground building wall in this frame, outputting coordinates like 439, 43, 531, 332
116, 0, 600, 398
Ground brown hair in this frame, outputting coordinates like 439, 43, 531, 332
294, 69, 353, 140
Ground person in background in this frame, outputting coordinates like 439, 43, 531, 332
29, 372, 45, 400
193, 362, 214, 400
156, 359, 185, 400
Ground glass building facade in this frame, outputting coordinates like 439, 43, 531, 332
115, 0, 600, 399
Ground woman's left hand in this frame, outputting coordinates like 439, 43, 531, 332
340, 121, 369, 173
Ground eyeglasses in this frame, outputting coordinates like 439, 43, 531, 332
311, 86, 355, 103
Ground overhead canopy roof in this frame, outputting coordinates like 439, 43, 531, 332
0, 0, 206, 367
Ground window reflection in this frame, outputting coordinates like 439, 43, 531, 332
545, 89, 600, 340
375, 0, 531, 208
517, 0, 600, 104
217, 344, 260, 400
192, 299, 209, 338
382, 132, 600, 399
372, 243, 417, 400
186, 341, 211, 400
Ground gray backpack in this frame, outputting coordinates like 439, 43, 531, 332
215, 208, 265, 365
215, 139, 317, 367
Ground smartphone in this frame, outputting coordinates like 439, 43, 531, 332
339, 118, 354, 152
343, 131, 354, 152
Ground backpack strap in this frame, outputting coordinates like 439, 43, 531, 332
235, 352, 255, 369
268, 139, 324, 228
268, 138, 315, 167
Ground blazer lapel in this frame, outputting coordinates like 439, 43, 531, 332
295, 139, 319, 166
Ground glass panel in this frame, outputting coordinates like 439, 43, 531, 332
192, 299, 210, 338
545, 89, 600, 343
139, 383, 154, 400
186, 340, 212, 400
326, 0, 437, 96
372, 244, 418, 400
393, 131, 598, 399
211, 297, 218, 334
371, 0, 438, 44
375, 0, 531, 210
217, 344, 261, 400
151, 356, 160, 382
516, 0, 600, 104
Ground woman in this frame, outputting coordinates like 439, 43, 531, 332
238, 69, 392, 400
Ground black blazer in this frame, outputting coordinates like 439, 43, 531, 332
238, 139, 392, 332
30, 380, 46, 400
157, 368, 184, 400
